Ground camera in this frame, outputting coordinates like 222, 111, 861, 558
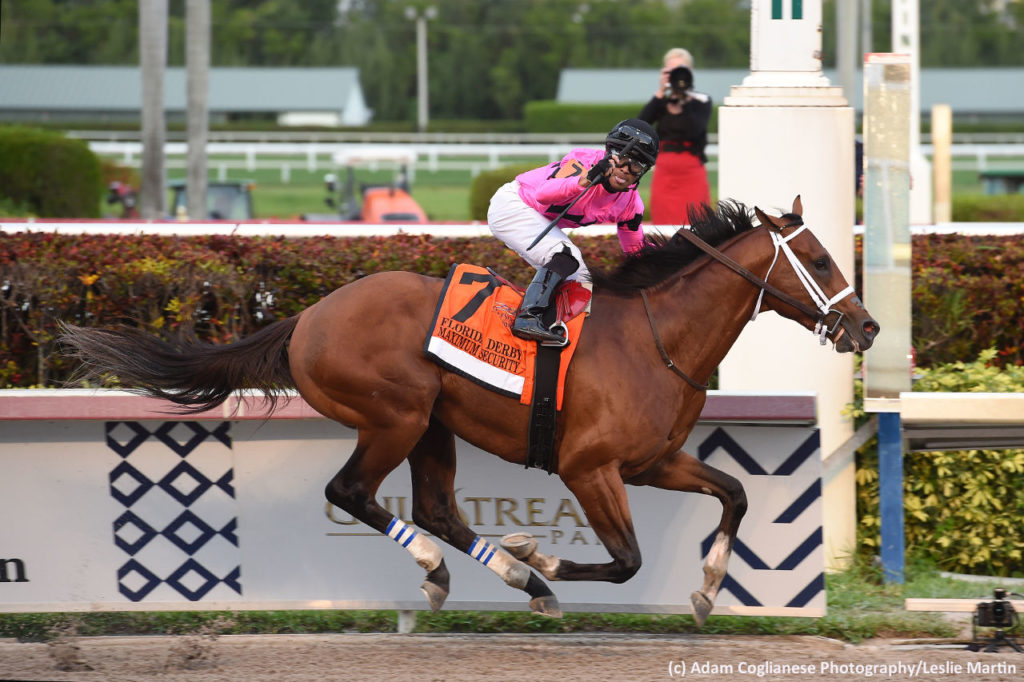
975, 588, 1017, 628
664, 65, 694, 99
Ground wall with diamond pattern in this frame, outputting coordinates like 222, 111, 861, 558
1, 397, 822, 616
107, 421, 242, 603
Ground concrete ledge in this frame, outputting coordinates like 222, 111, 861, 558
905, 598, 983, 613
898, 392, 1024, 451
899, 392, 1024, 424
0, 389, 817, 424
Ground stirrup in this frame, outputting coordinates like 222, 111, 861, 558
539, 321, 569, 347
513, 315, 566, 344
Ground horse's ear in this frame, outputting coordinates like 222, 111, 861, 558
753, 206, 784, 230
792, 195, 803, 216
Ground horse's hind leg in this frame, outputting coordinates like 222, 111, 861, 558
633, 449, 747, 627
324, 426, 450, 611
407, 419, 562, 617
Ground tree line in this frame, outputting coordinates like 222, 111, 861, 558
1, 0, 1021, 123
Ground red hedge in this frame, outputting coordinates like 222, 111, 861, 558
0, 231, 1020, 387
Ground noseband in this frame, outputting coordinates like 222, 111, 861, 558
673, 220, 855, 345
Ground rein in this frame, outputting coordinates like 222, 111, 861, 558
641, 219, 856, 388
673, 225, 822, 322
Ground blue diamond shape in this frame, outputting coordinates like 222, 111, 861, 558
163, 510, 216, 554
223, 566, 242, 594
158, 461, 212, 506
219, 518, 239, 546
216, 470, 235, 498
166, 559, 218, 601
106, 421, 151, 458
210, 421, 232, 448
109, 461, 154, 507
113, 510, 157, 555
118, 559, 161, 602
154, 422, 211, 457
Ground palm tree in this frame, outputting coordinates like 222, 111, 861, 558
139, 0, 168, 220
186, 0, 211, 221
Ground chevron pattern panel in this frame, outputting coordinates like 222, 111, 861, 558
106, 421, 242, 602
698, 426, 824, 609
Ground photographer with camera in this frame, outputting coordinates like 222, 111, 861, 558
639, 48, 712, 225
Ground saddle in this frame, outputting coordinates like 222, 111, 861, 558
424, 264, 591, 474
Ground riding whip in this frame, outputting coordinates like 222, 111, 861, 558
526, 139, 637, 251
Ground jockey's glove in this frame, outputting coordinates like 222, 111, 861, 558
586, 155, 613, 184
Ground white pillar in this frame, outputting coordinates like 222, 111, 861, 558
863, 54, 912, 406
931, 104, 953, 223
892, 0, 932, 224
717, 0, 857, 570
836, 0, 859, 106
406, 6, 437, 133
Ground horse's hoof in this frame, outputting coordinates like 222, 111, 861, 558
690, 590, 713, 628
421, 562, 450, 612
421, 580, 448, 612
500, 532, 538, 560
528, 595, 562, 619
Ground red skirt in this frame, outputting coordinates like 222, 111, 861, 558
649, 151, 710, 226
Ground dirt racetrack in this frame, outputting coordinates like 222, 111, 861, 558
1, 632, 1022, 682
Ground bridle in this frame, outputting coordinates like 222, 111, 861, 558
642, 218, 857, 391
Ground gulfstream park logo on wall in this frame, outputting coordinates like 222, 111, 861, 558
326, 494, 600, 547
105, 421, 243, 602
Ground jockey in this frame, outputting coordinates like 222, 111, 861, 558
488, 118, 659, 343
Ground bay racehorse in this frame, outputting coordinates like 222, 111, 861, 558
59, 197, 878, 626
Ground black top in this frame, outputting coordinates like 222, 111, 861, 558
639, 92, 712, 164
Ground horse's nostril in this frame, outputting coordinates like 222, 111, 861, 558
863, 319, 880, 338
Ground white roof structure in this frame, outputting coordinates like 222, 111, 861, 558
556, 67, 1024, 115
0, 65, 372, 126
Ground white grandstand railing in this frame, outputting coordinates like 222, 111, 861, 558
88, 140, 1024, 182
68, 130, 1024, 145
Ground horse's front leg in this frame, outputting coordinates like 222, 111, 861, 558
630, 448, 747, 627
503, 462, 642, 584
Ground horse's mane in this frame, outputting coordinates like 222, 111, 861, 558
588, 199, 760, 294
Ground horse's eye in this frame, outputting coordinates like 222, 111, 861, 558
814, 257, 829, 270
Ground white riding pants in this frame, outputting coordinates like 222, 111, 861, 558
487, 181, 589, 282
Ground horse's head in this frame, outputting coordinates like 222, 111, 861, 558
751, 196, 879, 353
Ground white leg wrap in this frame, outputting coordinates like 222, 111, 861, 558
386, 518, 442, 572
467, 536, 530, 589
702, 532, 731, 594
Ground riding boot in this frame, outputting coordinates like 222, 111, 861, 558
512, 266, 567, 343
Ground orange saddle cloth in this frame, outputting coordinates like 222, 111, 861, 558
424, 264, 590, 408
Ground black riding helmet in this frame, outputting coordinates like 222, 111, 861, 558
605, 118, 659, 181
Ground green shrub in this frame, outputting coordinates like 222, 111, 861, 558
523, 100, 720, 135
0, 194, 35, 218
0, 126, 103, 218
855, 349, 1024, 577
467, 163, 537, 221
952, 193, 1024, 222
524, 101, 644, 133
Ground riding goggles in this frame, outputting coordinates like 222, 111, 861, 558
614, 156, 652, 176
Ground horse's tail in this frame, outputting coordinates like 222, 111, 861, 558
58, 317, 299, 414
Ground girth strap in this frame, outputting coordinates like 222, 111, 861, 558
526, 343, 562, 474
